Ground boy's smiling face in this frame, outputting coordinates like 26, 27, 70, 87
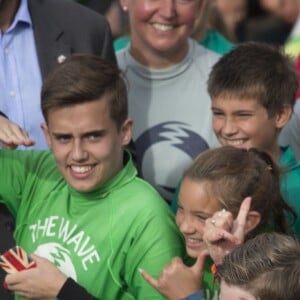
211, 97, 284, 157
42, 97, 132, 193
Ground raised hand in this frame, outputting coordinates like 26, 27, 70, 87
203, 197, 252, 265
0, 115, 35, 149
140, 250, 208, 300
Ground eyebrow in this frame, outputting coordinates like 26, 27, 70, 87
211, 106, 254, 113
177, 202, 213, 218
52, 129, 106, 138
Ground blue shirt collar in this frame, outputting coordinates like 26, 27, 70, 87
7, 0, 31, 32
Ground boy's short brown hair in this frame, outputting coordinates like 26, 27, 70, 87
208, 42, 298, 117
41, 54, 128, 130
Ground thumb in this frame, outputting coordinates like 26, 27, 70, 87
139, 268, 159, 290
190, 249, 208, 276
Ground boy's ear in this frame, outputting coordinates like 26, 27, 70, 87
244, 211, 261, 235
120, 118, 133, 146
41, 123, 52, 148
274, 104, 293, 129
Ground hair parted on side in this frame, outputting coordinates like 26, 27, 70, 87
218, 232, 300, 300
183, 146, 296, 237
207, 42, 298, 117
41, 54, 128, 129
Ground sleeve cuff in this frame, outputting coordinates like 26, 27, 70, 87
57, 278, 98, 300
183, 290, 205, 300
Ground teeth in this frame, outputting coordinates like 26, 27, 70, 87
71, 165, 92, 173
225, 140, 245, 146
152, 23, 174, 31
187, 238, 201, 243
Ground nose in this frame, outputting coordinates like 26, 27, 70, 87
158, 0, 177, 18
221, 118, 238, 137
177, 214, 196, 235
71, 139, 88, 162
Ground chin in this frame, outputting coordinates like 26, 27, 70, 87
186, 245, 205, 258
68, 181, 96, 193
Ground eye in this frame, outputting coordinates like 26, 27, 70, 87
177, 204, 183, 212
195, 214, 207, 222
176, 0, 196, 4
86, 132, 103, 142
54, 135, 71, 143
237, 113, 253, 118
212, 110, 224, 116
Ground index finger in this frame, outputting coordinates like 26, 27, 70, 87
235, 197, 252, 236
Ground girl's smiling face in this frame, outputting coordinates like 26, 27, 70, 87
176, 178, 221, 257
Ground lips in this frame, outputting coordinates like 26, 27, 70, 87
152, 23, 175, 32
184, 236, 203, 248
69, 164, 95, 179
221, 138, 247, 147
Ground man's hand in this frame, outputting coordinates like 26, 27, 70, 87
140, 250, 208, 300
5, 254, 67, 299
0, 115, 35, 149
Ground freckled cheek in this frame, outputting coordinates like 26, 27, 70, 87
175, 213, 181, 227
130, 3, 155, 23
51, 146, 67, 161
194, 223, 205, 237
212, 119, 222, 133
179, 7, 199, 26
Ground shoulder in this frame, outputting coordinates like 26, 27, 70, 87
120, 176, 166, 204
280, 146, 300, 171
116, 48, 130, 70
28, 0, 108, 28
189, 39, 221, 71
200, 29, 234, 55
0, 150, 58, 177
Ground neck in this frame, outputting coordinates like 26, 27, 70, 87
272, 146, 281, 162
129, 42, 189, 69
0, 0, 20, 32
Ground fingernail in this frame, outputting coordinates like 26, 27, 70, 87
217, 232, 224, 238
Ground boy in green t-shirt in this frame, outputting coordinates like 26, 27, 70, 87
0, 54, 184, 300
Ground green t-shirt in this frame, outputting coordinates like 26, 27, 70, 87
279, 146, 300, 239
0, 150, 185, 299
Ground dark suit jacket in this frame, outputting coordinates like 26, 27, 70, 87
29, 0, 116, 79
0, 1, 116, 298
